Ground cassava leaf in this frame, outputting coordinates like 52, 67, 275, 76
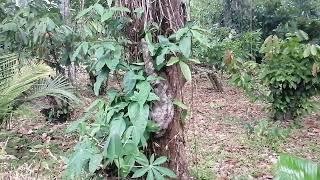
153, 156, 167, 166
154, 166, 177, 178
132, 166, 149, 178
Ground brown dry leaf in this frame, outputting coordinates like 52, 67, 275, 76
224, 50, 234, 65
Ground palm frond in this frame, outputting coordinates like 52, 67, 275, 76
276, 154, 320, 180
25, 75, 82, 107
0, 54, 54, 118
0, 52, 81, 123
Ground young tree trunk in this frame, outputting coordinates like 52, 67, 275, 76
60, 0, 77, 85
120, 0, 190, 178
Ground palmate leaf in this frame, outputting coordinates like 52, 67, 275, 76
132, 153, 176, 179
276, 155, 320, 180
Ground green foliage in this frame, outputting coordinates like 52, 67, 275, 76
64, 72, 173, 179
276, 155, 320, 180
230, 32, 320, 120
62, 4, 203, 178
0, 53, 80, 123
260, 33, 320, 120
255, 0, 320, 39
245, 120, 290, 150
194, 27, 263, 70
228, 60, 269, 101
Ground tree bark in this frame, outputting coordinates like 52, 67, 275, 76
120, 0, 190, 178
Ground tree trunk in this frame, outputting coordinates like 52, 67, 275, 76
154, 65, 190, 179
119, 0, 190, 178
60, 0, 77, 85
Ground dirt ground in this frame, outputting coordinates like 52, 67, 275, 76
0, 73, 320, 179
185, 75, 320, 179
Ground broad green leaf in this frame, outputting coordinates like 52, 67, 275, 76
146, 170, 155, 180
153, 169, 165, 180
154, 166, 177, 178
189, 59, 201, 64
191, 29, 210, 47
303, 46, 311, 58
147, 92, 159, 101
150, 154, 155, 164
179, 61, 192, 81
106, 134, 122, 160
82, 42, 89, 55
95, 47, 105, 59
101, 11, 114, 22
172, 27, 189, 40
130, 81, 152, 106
130, 104, 149, 145
156, 47, 169, 65
122, 155, 136, 176
76, 6, 93, 19
153, 156, 168, 166
94, 3, 105, 16
311, 45, 318, 56
132, 166, 149, 178
128, 102, 140, 120
93, 67, 109, 96
109, 116, 126, 136
95, 59, 106, 72
2, 22, 17, 31
136, 153, 149, 166
123, 71, 137, 94
89, 154, 103, 173
105, 58, 119, 71
71, 44, 82, 62
122, 142, 139, 156
65, 139, 96, 177
179, 35, 192, 58
166, 56, 180, 66
296, 30, 309, 41
107, 88, 118, 102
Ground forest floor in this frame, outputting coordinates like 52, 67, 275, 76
185, 75, 320, 180
1, 72, 320, 179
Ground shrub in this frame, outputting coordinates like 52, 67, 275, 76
260, 32, 320, 120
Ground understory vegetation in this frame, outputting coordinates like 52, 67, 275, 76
1, 0, 320, 179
